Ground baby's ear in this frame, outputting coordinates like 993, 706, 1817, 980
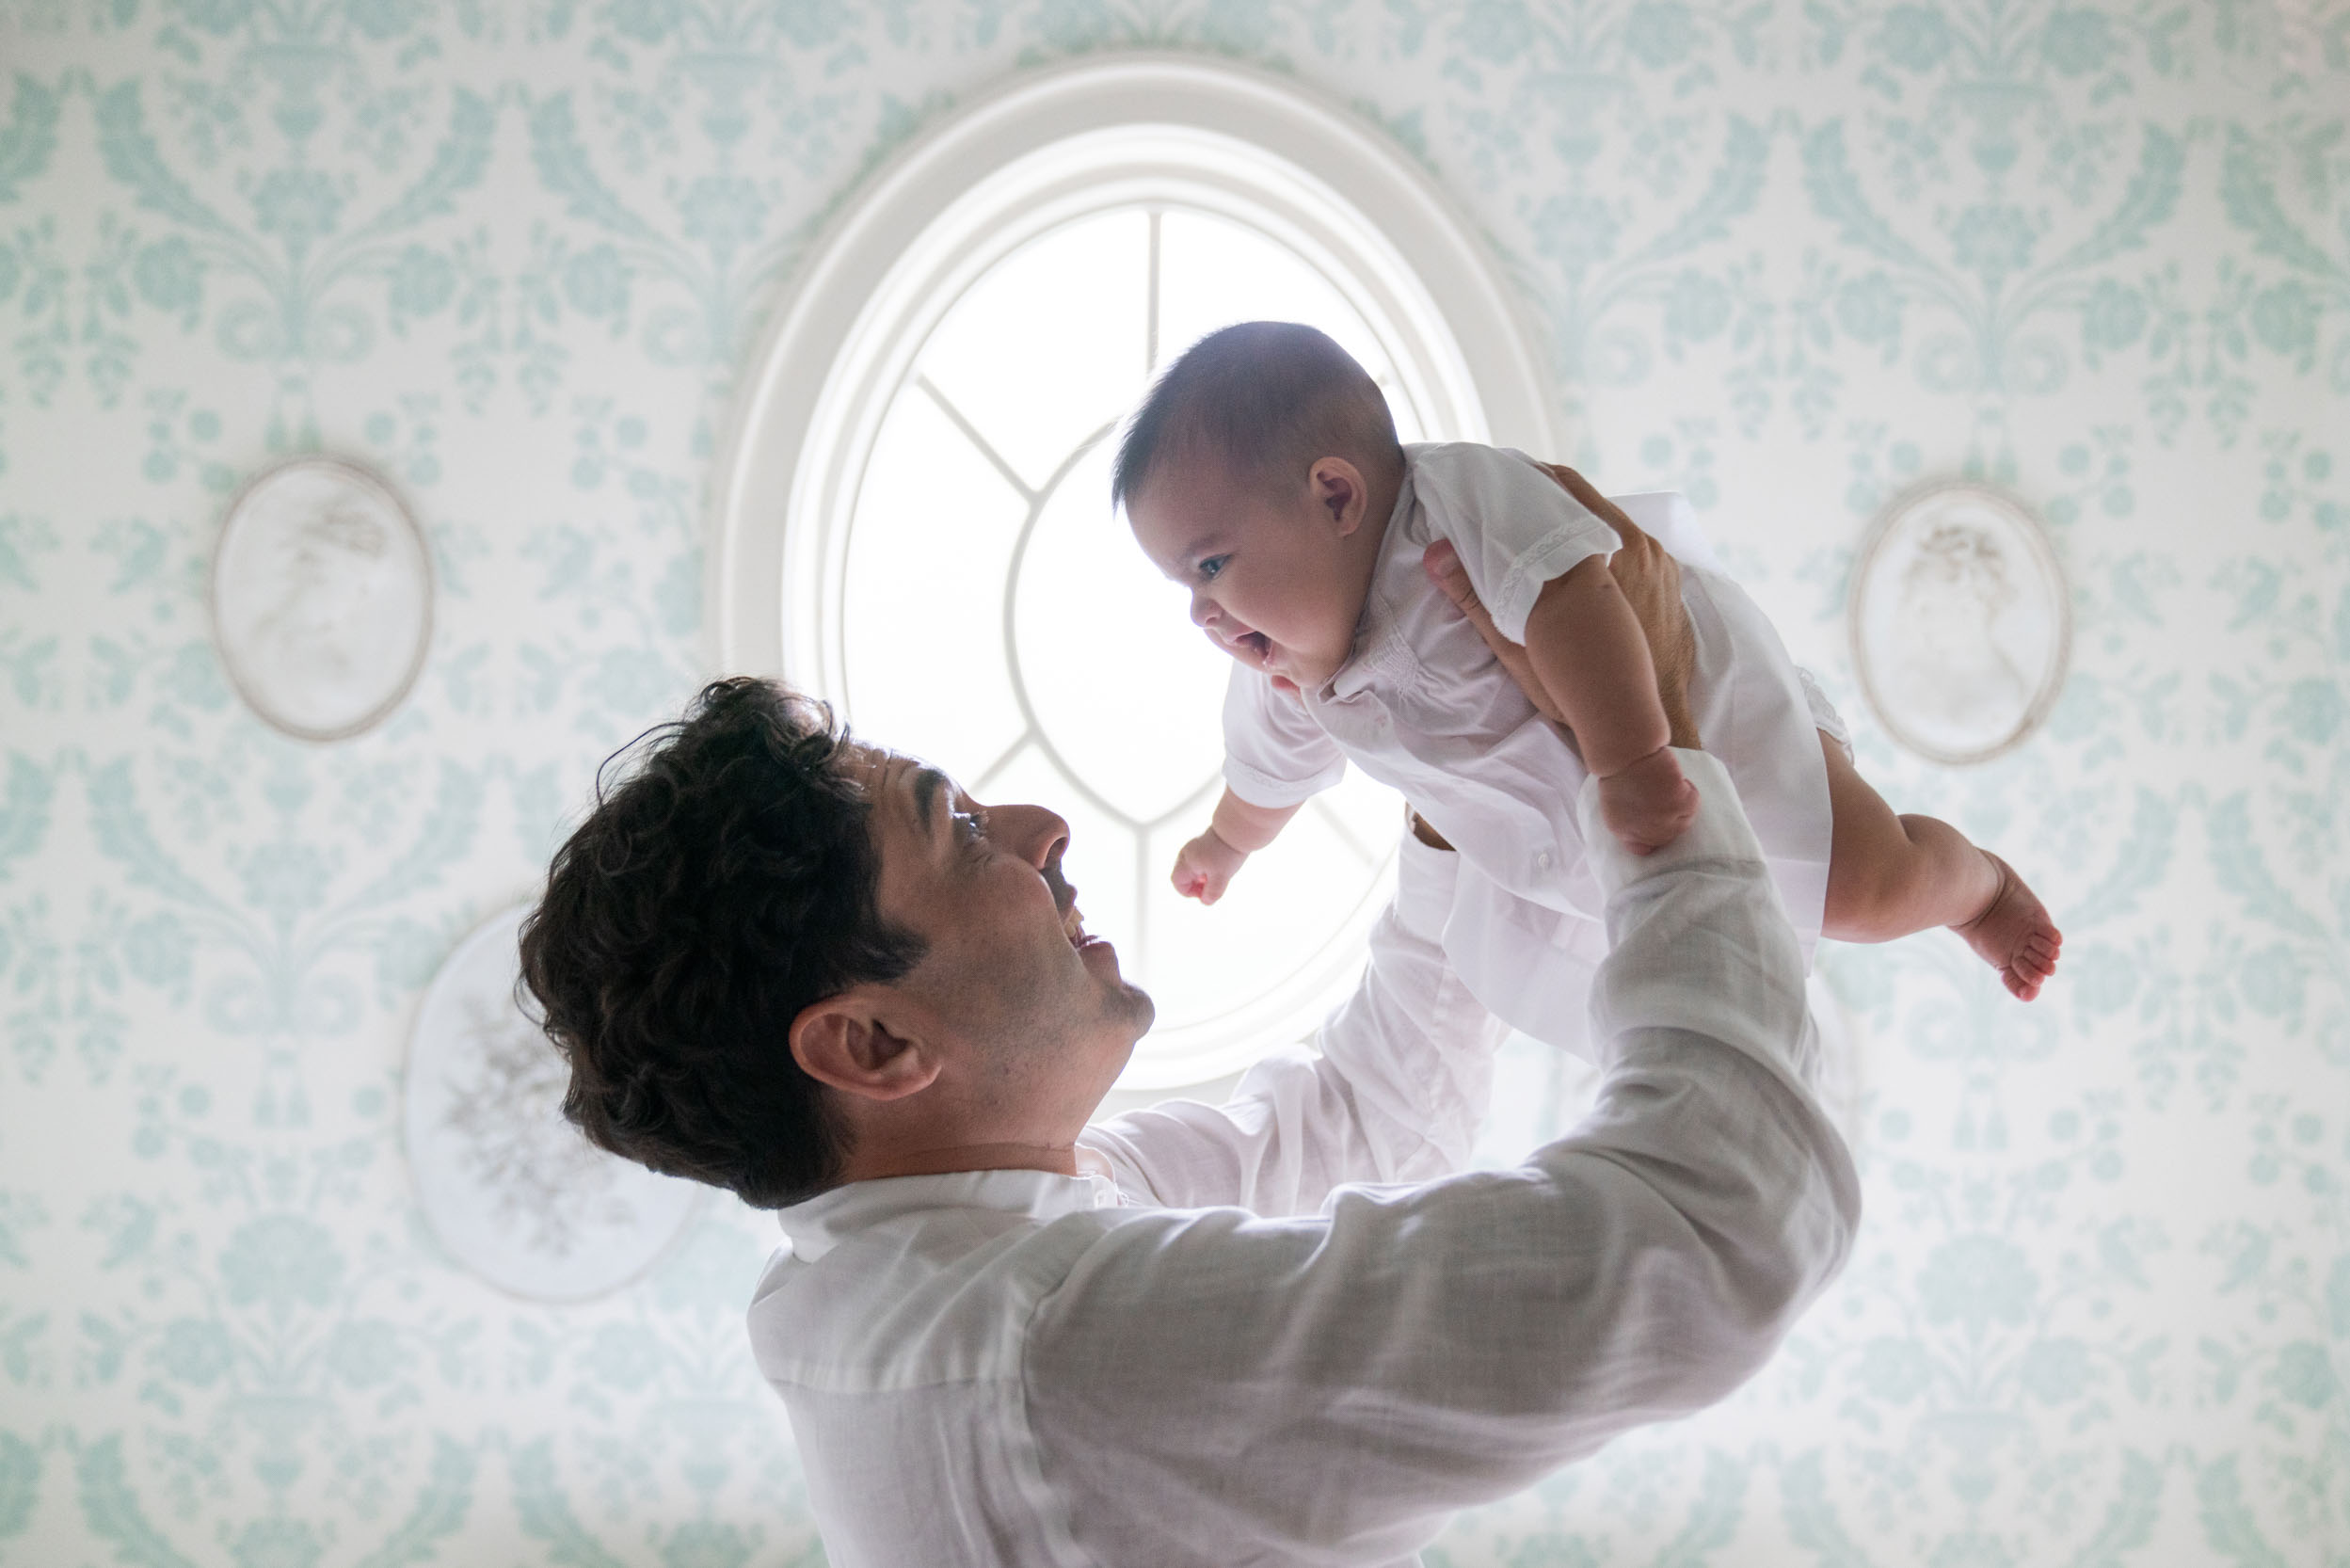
1310, 456, 1368, 535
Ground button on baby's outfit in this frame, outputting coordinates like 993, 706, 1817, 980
1536, 850, 1554, 871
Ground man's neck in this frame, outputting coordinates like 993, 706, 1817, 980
838, 1138, 1081, 1183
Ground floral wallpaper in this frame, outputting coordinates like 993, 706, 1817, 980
0, 0, 2342, 1562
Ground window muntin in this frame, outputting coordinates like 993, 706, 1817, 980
840, 199, 1431, 1087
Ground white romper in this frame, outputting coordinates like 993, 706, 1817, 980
1223, 441, 1849, 1053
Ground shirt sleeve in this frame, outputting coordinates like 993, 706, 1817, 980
1031, 751, 1862, 1564
1417, 443, 1623, 644
1219, 662, 1346, 808
1079, 828, 1502, 1216
1799, 664, 1855, 761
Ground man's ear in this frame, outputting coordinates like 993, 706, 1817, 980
790, 989, 942, 1103
1309, 456, 1369, 536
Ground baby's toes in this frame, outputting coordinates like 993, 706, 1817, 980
2011, 950, 2049, 1001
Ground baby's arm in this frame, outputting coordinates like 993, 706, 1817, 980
1524, 556, 1699, 853
1174, 790, 1302, 904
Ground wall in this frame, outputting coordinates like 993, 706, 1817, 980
0, 0, 2342, 1563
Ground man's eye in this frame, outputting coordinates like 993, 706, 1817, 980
954, 810, 984, 844
1198, 554, 1230, 581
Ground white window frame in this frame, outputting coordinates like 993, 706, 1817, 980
710, 52, 1564, 680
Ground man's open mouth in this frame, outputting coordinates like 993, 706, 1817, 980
1062, 903, 1104, 950
1060, 894, 1099, 952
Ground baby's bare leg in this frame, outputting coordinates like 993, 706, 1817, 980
1820, 736, 1995, 938
1818, 733, 2061, 1000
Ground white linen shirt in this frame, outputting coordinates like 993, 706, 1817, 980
1223, 440, 1849, 1053
746, 751, 1862, 1568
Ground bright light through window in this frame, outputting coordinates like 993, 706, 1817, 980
842, 203, 1425, 1088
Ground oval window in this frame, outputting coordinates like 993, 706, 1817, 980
714, 57, 1559, 1089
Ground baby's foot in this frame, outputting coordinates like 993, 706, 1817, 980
1955, 853, 2062, 1000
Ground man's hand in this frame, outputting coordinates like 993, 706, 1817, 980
1421, 465, 1702, 750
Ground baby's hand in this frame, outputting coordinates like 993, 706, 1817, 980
1172, 828, 1250, 904
1597, 747, 1699, 855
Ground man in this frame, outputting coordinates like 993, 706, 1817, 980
520, 479, 1861, 1566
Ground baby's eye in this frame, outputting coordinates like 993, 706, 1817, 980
1198, 554, 1230, 581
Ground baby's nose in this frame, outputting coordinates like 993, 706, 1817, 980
1189, 593, 1216, 629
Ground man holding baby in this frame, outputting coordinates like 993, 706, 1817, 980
520, 458, 1862, 1561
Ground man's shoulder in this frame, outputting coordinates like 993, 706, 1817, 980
744, 1206, 1140, 1393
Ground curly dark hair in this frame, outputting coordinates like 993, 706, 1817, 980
518, 678, 925, 1208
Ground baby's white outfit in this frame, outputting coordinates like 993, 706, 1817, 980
1223, 441, 1850, 1052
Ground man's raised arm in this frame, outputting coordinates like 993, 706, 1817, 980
1026, 753, 1862, 1563
1079, 812, 1502, 1215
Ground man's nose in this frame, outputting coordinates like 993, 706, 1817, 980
993, 802, 1071, 871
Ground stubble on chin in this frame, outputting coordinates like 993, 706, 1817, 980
1113, 977, 1155, 1039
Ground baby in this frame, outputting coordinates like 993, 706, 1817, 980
1118, 322, 2060, 1049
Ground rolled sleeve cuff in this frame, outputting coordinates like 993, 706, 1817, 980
1223, 755, 1345, 809
1576, 747, 1814, 1096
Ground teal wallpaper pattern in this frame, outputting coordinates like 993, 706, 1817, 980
0, 0, 2342, 1562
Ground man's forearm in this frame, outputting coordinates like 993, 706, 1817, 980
1031, 755, 1862, 1555
1084, 828, 1497, 1213
1584, 750, 1835, 1102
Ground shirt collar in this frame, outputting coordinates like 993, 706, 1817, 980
775, 1165, 1119, 1262
1326, 456, 1425, 703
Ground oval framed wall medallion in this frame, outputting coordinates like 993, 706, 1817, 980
404, 904, 705, 1304
1849, 481, 2071, 766
210, 456, 434, 741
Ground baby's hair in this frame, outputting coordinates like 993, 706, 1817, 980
1111, 322, 1403, 511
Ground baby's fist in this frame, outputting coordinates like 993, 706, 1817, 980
1597, 747, 1699, 855
1172, 828, 1249, 904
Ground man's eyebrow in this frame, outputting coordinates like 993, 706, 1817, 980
910, 766, 949, 836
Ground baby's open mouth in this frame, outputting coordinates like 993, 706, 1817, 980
1239, 631, 1271, 663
